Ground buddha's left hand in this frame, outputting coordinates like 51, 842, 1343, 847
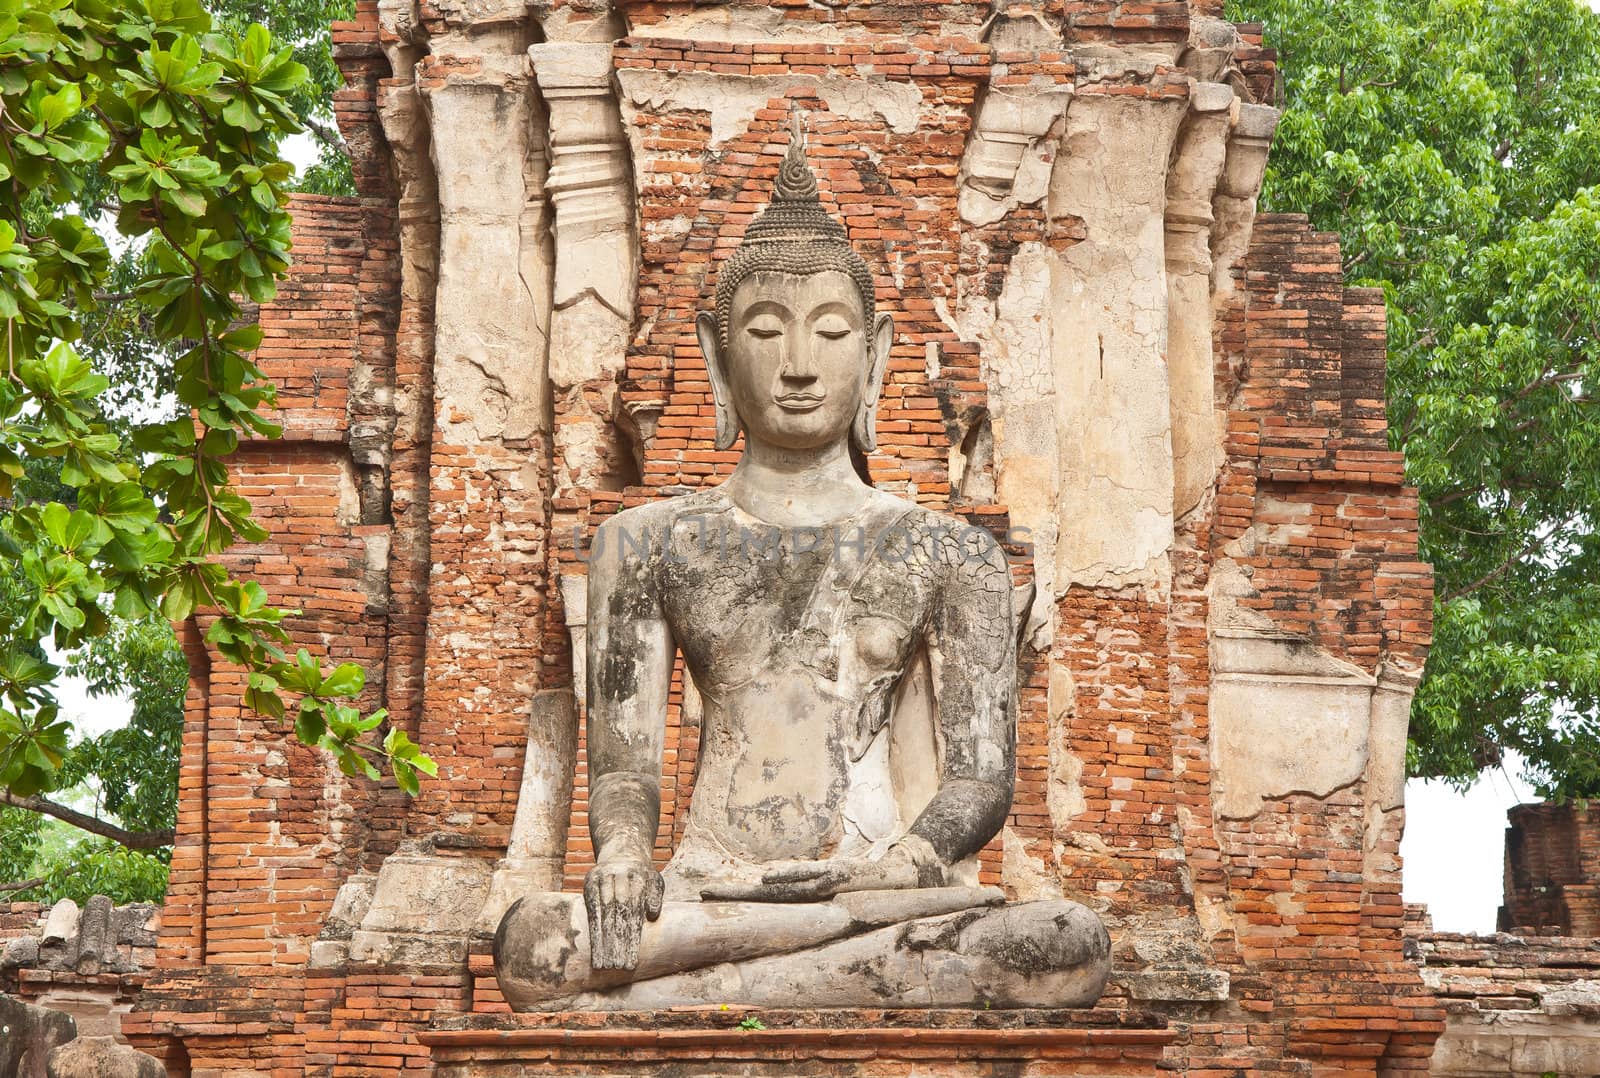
701, 837, 945, 902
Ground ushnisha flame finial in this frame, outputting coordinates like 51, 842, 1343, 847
772, 108, 820, 203
735, 108, 849, 248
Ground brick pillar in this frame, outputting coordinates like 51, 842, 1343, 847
1501, 802, 1600, 934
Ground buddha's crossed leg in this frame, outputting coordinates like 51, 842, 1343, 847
494, 889, 1110, 1011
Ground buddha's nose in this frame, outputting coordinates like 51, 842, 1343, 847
781, 336, 819, 383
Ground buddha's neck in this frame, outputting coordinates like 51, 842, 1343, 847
725, 437, 871, 528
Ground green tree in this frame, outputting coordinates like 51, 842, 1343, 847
211, 0, 355, 195
1230, 0, 1600, 796
0, 584, 182, 901
61, 0, 353, 433
0, 0, 432, 879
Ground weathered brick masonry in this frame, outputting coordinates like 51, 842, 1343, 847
1407, 905, 1600, 1077
1499, 801, 1600, 936
3, 899, 159, 1041
125, 0, 1445, 1073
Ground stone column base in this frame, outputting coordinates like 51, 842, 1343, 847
422, 1011, 1176, 1076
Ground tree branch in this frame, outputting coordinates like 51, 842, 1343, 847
0, 877, 43, 893
1440, 535, 1543, 604
303, 117, 346, 154
0, 791, 174, 849
1429, 487, 1477, 510
1503, 368, 1586, 410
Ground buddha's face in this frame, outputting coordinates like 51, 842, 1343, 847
698, 270, 892, 453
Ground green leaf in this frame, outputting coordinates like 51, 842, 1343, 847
318, 663, 364, 699
294, 702, 326, 746
36, 83, 81, 130
293, 648, 322, 694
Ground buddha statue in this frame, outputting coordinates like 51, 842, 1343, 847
493, 116, 1111, 1011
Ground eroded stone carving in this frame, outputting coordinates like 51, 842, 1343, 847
1166, 83, 1235, 521
46, 1037, 166, 1078
1046, 92, 1186, 592
0, 993, 76, 1078
494, 116, 1111, 1010
1207, 548, 1422, 822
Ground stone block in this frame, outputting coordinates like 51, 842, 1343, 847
47, 1036, 166, 1078
0, 993, 77, 1078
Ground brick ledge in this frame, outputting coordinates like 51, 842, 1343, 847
419, 1026, 1178, 1049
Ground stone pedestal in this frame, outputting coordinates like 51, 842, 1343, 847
422, 1011, 1175, 1077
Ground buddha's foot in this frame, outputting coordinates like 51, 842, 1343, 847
494, 891, 1110, 1012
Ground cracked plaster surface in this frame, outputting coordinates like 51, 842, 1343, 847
617, 70, 924, 148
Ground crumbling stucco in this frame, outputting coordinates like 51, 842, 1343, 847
1047, 94, 1185, 593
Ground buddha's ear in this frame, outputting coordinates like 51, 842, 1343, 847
697, 311, 741, 451
853, 311, 893, 454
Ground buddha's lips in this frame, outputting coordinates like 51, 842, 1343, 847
776, 394, 825, 411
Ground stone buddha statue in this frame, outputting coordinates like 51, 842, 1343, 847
493, 117, 1111, 1012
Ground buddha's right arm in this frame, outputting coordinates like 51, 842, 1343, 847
589, 773, 661, 864
586, 517, 673, 865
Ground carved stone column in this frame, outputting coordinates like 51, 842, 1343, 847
1165, 83, 1234, 520
528, 41, 638, 502
958, 85, 1071, 227
477, 690, 579, 930
1045, 86, 1187, 592
529, 43, 635, 363
472, 41, 638, 932
1210, 102, 1280, 298
347, 24, 557, 968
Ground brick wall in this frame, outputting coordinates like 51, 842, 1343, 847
2, 898, 159, 1041
1410, 913, 1600, 1076
1500, 802, 1600, 935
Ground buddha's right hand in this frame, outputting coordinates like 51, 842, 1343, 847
583, 858, 664, 971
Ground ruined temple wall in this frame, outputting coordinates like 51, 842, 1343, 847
2, 899, 159, 1043
128, 1, 1445, 1073
1500, 801, 1600, 935
1409, 916, 1600, 1078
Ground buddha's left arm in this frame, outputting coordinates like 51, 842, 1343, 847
907, 528, 1018, 867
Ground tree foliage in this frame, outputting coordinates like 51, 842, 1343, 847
0, 611, 182, 903
209, 0, 353, 195
0, 0, 432, 858
79, 0, 354, 430
1232, 0, 1600, 796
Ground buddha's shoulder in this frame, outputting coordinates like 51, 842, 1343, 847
884, 500, 977, 533
872, 497, 1010, 581
598, 488, 730, 533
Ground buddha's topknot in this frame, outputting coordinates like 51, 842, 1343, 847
714, 110, 876, 346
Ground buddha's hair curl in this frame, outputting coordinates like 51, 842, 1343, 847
714, 242, 876, 348
712, 111, 876, 346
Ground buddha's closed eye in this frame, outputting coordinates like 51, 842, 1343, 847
814, 315, 853, 340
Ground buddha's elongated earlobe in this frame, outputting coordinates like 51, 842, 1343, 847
697, 312, 741, 451
852, 311, 893, 453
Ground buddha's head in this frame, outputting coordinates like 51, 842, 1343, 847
696, 114, 893, 454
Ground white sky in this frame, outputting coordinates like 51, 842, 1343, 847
1402, 764, 1533, 932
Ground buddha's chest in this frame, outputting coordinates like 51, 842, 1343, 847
652, 521, 942, 863
655, 533, 935, 695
